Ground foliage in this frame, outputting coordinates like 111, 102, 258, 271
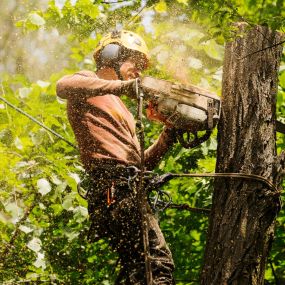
0, 0, 284, 284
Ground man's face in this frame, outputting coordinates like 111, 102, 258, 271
119, 58, 141, 80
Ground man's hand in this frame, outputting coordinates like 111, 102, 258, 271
162, 127, 177, 144
121, 77, 161, 101
139, 79, 161, 100
121, 79, 138, 99
175, 129, 212, 149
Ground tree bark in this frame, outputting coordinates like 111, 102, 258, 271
201, 24, 284, 285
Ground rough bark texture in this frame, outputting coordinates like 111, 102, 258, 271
201, 24, 284, 285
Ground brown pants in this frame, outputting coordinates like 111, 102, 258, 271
87, 177, 175, 285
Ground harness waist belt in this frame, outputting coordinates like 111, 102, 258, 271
89, 164, 140, 180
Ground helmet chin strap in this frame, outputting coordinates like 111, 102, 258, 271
114, 62, 124, 80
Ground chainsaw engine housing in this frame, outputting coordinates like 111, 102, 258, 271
142, 76, 221, 132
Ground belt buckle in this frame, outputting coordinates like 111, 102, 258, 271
126, 165, 140, 179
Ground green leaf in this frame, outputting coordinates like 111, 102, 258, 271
28, 13, 46, 26
36, 80, 50, 88
37, 178, 52, 196
188, 57, 203, 69
33, 252, 46, 269
155, 0, 167, 13
0, 108, 8, 124
5, 202, 23, 223
0, 129, 13, 145
19, 225, 33, 233
280, 71, 285, 89
30, 129, 47, 146
201, 40, 224, 61
177, 0, 188, 5
62, 193, 76, 210
27, 237, 42, 252
76, 0, 100, 20
190, 229, 201, 241
73, 206, 88, 223
14, 136, 23, 150
19, 87, 32, 99
15, 20, 24, 28
64, 230, 79, 241
50, 203, 64, 215
198, 157, 216, 172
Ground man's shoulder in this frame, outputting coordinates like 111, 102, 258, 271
75, 70, 97, 77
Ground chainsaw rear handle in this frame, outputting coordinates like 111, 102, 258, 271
175, 129, 212, 149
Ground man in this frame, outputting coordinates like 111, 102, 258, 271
56, 30, 176, 284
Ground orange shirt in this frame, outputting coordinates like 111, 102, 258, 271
57, 70, 140, 171
56, 70, 175, 172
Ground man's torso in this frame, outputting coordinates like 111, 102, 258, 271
66, 72, 141, 171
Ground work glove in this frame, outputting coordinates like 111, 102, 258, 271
121, 77, 160, 100
162, 126, 177, 144
139, 77, 161, 99
121, 79, 138, 99
175, 129, 212, 149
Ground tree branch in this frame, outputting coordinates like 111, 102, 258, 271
0, 192, 40, 265
125, 2, 149, 27
269, 259, 280, 285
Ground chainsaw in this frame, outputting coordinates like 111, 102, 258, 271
141, 76, 221, 148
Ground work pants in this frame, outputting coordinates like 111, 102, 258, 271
87, 175, 175, 285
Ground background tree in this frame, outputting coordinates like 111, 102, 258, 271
0, 1, 284, 284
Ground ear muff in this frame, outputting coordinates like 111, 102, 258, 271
97, 43, 126, 79
98, 44, 121, 67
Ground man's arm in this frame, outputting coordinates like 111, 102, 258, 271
144, 128, 176, 170
56, 70, 136, 99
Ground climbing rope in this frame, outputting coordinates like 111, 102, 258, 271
171, 172, 277, 192
146, 171, 278, 215
135, 79, 153, 285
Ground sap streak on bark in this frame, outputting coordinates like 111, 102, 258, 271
201, 24, 284, 285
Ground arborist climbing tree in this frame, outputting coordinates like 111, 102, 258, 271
56, 30, 179, 284
55, 28, 280, 284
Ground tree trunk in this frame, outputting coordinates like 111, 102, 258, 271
201, 24, 284, 285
